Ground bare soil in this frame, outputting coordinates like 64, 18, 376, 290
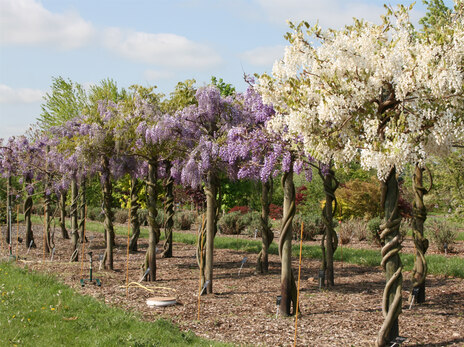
2, 224, 464, 347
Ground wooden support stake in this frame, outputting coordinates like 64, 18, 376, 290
294, 222, 304, 347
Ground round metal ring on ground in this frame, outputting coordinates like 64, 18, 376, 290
146, 296, 177, 307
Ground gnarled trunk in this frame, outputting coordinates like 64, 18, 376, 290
256, 179, 274, 274
319, 164, 339, 287
6, 176, 12, 244
196, 215, 207, 286
279, 168, 297, 316
70, 179, 79, 262
143, 160, 160, 281
129, 176, 141, 252
411, 164, 430, 304
79, 179, 87, 243
24, 177, 35, 248
59, 191, 69, 239
101, 157, 115, 270
203, 171, 219, 294
376, 167, 403, 347
162, 163, 174, 258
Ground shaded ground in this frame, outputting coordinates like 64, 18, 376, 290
1, 224, 463, 347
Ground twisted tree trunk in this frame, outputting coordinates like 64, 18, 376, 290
24, 177, 35, 248
162, 163, 174, 258
101, 157, 115, 270
411, 164, 430, 304
79, 179, 87, 243
59, 191, 69, 239
256, 179, 274, 274
279, 168, 297, 316
143, 160, 160, 281
319, 164, 339, 287
196, 215, 207, 286
203, 171, 219, 294
6, 176, 12, 244
376, 167, 403, 347
129, 176, 141, 252
43, 147, 52, 253
70, 179, 79, 262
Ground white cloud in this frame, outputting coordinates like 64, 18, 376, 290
0, 0, 94, 49
144, 69, 174, 81
0, 84, 44, 104
254, 0, 423, 29
240, 45, 286, 67
103, 28, 222, 69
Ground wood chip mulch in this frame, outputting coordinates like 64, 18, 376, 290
3, 224, 464, 347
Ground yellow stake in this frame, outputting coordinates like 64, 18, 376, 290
125, 202, 131, 298
16, 205, 19, 261
294, 222, 304, 347
197, 214, 206, 321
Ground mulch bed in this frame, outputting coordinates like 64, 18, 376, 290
2, 224, 463, 346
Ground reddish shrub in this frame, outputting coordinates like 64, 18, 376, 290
269, 204, 283, 220
295, 186, 308, 206
228, 206, 250, 214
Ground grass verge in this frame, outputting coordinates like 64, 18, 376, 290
0, 261, 228, 347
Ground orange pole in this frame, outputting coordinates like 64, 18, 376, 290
197, 214, 205, 321
294, 222, 304, 347
125, 204, 131, 297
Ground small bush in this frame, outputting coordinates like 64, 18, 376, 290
338, 219, 369, 245
113, 209, 129, 224
218, 211, 246, 235
241, 211, 264, 236
87, 207, 105, 222
174, 210, 196, 230
427, 219, 457, 252
367, 217, 382, 246
155, 209, 166, 227
293, 214, 321, 241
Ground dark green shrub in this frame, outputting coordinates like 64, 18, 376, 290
241, 211, 263, 236
86, 206, 104, 222
137, 209, 148, 226
113, 208, 129, 224
174, 211, 196, 230
427, 219, 457, 252
367, 217, 382, 246
218, 211, 246, 235
293, 214, 322, 241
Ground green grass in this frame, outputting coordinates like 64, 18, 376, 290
23, 214, 464, 278
0, 261, 228, 347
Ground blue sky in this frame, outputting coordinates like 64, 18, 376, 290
0, 0, 453, 139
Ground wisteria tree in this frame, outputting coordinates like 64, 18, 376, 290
117, 85, 179, 280
171, 85, 247, 294
257, 4, 463, 345
65, 79, 128, 269
222, 87, 278, 275
223, 86, 313, 315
